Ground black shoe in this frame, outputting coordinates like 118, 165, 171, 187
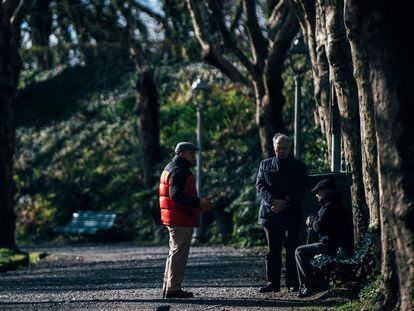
288, 286, 299, 293
259, 283, 280, 293
297, 287, 316, 298
165, 290, 194, 298
318, 279, 329, 291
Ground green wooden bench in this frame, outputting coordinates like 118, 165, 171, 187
54, 210, 117, 235
310, 232, 374, 287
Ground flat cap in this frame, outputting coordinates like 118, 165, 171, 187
174, 142, 200, 153
311, 178, 337, 193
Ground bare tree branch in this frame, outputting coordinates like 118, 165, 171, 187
187, 0, 251, 87
7, 0, 33, 40
243, 0, 268, 68
208, 0, 255, 76
265, 6, 299, 88
1, 0, 17, 20
133, 1, 167, 25
267, 0, 290, 40
230, 0, 244, 33
268, 0, 284, 27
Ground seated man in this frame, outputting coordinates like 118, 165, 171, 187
295, 179, 352, 297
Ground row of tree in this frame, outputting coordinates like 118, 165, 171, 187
187, 1, 413, 308
0, 0, 412, 309
290, 1, 413, 309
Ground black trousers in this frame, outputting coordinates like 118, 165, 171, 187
295, 242, 332, 289
263, 223, 299, 289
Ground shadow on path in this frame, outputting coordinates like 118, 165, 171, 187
0, 245, 352, 310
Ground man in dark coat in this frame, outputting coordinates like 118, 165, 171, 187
295, 178, 353, 297
256, 133, 308, 293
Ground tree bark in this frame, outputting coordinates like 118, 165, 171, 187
343, 0, 380, 234
132, 47, 161, 187
319, 0, 368, 240
0, 45, 18, 249
261, 6, 299, 157
379, 201, 399, 310
343, 0, 381, 271
291, 0, 332, 161
30, 0, 53, 68
0, 0, 32, 250
350, 1, 414, 309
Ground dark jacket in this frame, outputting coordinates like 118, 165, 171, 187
159, 155, 200, 227
256, 155, 307, 227
307, 190, 353, 253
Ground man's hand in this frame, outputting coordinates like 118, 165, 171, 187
199, 197, 214, 212
271, 199, 287, 214
306, 216, 312, 227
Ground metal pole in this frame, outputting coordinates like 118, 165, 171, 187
190, 78, 210, 243
193, 96, 204, 243
196, 100, 202, 196
294, 75, 302, 159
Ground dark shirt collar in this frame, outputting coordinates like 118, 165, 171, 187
272, 154, 293, 169
173, 155, 191, 167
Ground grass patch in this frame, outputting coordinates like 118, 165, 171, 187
309, 276, 383, 311
0, 248, 47, 272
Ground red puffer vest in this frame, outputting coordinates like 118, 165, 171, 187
159, 168, 200, 227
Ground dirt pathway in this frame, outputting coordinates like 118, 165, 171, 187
0, 244, 350, 310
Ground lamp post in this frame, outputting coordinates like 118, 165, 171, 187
190, 78, 210, 242
294, 74, 302, 159
289, 37, 308, 159
190, 77, 210, 196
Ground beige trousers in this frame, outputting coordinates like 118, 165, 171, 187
163, 226, 193, 292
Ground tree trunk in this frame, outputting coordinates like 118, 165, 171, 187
292, 0, 332, 162
344, 0, 380, 235
319, 0, 368, 240
0, 8, 23, 250
352, 1, 414, 308
372, 71, 414, 310
379, 202, 399, 310
0, 69, 17, 249
343, 0, 381, 273
133, 50, 161, 187
31, 0, 53, 68
260, 7, 299, 157
255, 89, 284, 158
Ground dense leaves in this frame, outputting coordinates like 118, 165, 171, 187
14, 50, 327, 245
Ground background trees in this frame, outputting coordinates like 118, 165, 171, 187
290, 0, 413, 309
0, 0, 412, 309
187, 0, 299, 157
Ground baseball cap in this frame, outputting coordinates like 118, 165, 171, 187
174, 142, 200, 153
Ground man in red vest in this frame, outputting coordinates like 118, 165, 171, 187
159, 142, 213, 298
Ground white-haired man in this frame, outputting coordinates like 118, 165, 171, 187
256, 133, 308, 293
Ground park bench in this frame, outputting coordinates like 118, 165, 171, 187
310, 232, 374, 287
54, 210, 117, 235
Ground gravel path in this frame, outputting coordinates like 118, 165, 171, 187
0, 244, 349, 310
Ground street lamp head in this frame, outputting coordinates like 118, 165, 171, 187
288, 35, 309, 75
191, 77, 211, 93
289, 37, 308, 55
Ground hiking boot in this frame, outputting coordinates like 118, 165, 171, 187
165, 290, 194, 298
259, 283, 280, 293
